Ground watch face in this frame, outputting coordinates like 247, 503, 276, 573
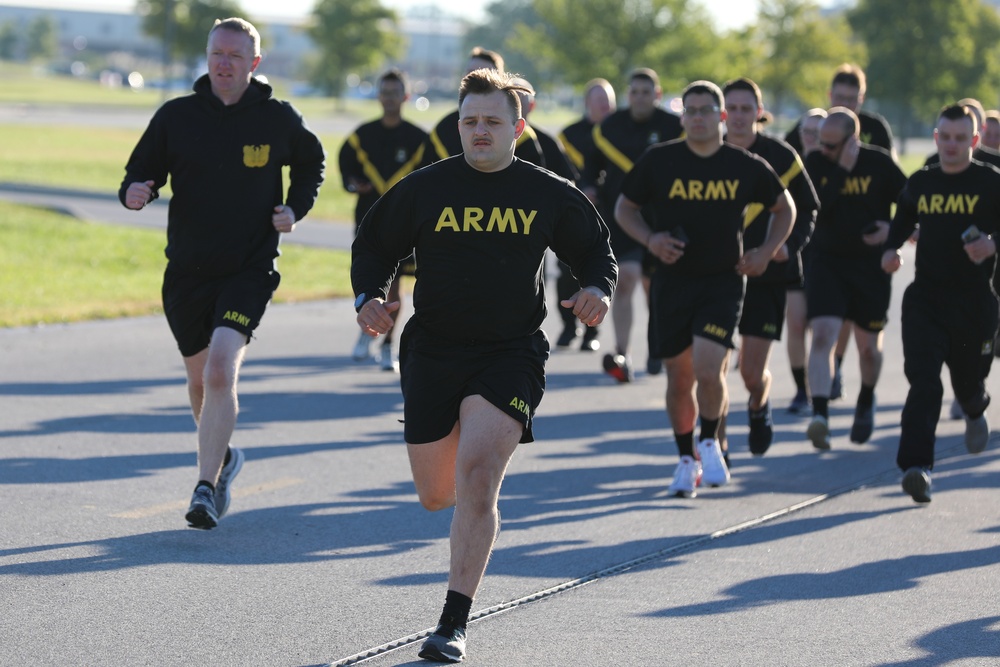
354, 293, 367, 309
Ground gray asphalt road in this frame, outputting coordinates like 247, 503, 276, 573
2, 208, 999, 666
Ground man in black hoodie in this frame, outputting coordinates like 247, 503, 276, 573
119, 17, 326, 530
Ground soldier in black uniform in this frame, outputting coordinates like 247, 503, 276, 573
803, 108, 906, 450
615, 80, 794, 498
586, 68, 682, 382
785, 108, 828, 414
882, 104, 999, 503
722, 78, 818, 456
555, 78, 616, 351
352, 69, 617, 663
338, 69, 427, 371
421, 47, 504, 166
785, 63, 895, 158
120, 18, 325, 529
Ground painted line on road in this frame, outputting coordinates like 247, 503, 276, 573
110, 477, 303, 519
321, 445, 973, 667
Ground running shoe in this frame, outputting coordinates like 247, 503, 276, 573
214, 447, 244, 518
580, 328, 600, 352
602, 353, 633, 383
901, 467, 932, 504
698, 438, 731, 487
352, 330, 374, 361
646, 356, 663, 376
186, 483, 219, 529
380, 345, 399, 373
849, 396, 876, 444
807, 414, 831, 450
418, 625, 467, 663
965, 413, 990, 454
830, 368, 844, 400
949, 398, 964, 420
787, 390, 809, 415
667, 455, 702, 498
556, 325, 578, 348
747, 401, 773, 456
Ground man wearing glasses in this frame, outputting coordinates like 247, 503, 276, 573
614, 80, 794, 498
803, 108, 907, 450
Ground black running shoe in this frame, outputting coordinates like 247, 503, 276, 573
901, 467, 932, 504
580, 327, 600, 352
830, 368, 844, 400
418, 625, 467, 663
787, 390, 809, 415
849, 397, 875, 444
602, 353, 633, 383
185, 484, 219, 529
747, 401, 773, 455
556, 326, 578, 348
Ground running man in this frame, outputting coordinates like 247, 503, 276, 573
119, 17, 326, 529
339, 68, 427, 371
882, 103, 999, 503
615, 80, 793, 497
352, 69, 617, 662
803, 108, 906, 450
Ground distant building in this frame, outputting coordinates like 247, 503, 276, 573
0, 3, 467, 91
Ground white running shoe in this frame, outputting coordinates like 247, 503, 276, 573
698, 438, 730, 487
807, 414, 831, 450
379, 345, 399, 372
949, 398, 964, 420
352, 330, 374, 361
668, 455, 702, 498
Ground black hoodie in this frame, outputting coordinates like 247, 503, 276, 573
120, 75, 326, 276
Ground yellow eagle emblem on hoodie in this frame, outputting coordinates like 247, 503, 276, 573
243, 144, 270, 168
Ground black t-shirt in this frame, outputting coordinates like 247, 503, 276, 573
805, 144, 907, 258
924, 145, 1000, 169
352, 156, 618, 342
338, 118, 428, 226
785, 109, 894, 155
421, 109, 462, 167
886, 160, 1000, 291
620, 140, 786, 277
586, 107, 683, 215
559, 116, 596, 187
736, 134, 819, 282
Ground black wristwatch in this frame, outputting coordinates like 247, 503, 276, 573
354, 292, 379, 312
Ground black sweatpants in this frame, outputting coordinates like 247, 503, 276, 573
897, 282, 997, 470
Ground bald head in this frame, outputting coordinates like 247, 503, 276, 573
584, 78, 615, 124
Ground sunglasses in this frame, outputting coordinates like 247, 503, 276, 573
820, 138, 845, 151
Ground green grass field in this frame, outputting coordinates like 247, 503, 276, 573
0, 200, 352, 328
0, 61, 928, 328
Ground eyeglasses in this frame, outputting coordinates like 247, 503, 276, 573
683, 105, 720, 117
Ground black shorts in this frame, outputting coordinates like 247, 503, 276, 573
739, 280, 787, 340
805, 253, 890, 332
162, 266, 280, 357
399, 320, 549, 444
649, 272, 745, 359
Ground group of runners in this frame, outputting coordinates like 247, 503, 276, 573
119, 19, 999, 662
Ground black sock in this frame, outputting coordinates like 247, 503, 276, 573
436, 590, 473, 632
223, 448, 232, 467
699, 417, 720, 443
835, 355, 844, 371
813, 397, 829, 419
196, 480, 215, 492
792, 367, 807, 394
857, 383, 875, 407
675, 431, 695, 458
